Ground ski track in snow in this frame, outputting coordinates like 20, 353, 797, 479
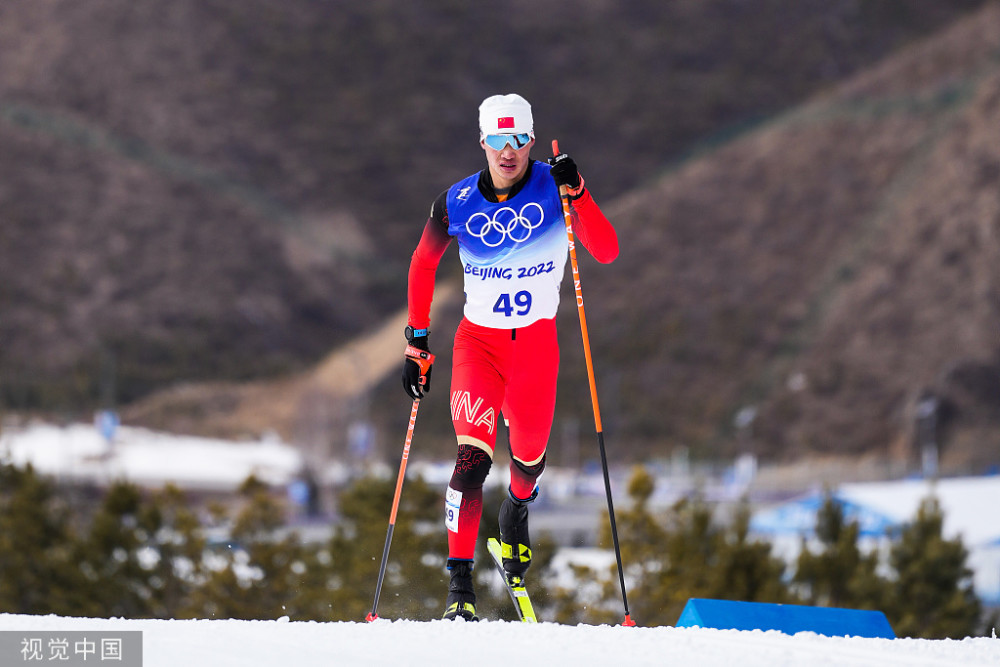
0, 614, 997, 667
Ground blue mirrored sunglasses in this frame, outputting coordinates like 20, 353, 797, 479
483, 133, 533, 150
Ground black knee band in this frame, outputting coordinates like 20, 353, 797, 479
512, 455, 546, 480
450, 443, 493, 490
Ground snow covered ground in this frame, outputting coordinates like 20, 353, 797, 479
0, 613, 997, 667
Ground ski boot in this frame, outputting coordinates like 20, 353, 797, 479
442, 559, 479, 621
498, 490, 534, 583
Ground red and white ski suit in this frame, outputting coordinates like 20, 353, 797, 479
407, 159, 618, 560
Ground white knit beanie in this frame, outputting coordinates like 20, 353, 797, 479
478, 94, 534, 137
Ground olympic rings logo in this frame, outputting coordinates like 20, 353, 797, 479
465, 202, 544, 247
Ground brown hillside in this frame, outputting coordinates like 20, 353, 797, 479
122, 282, 460, 453
570, 4, 1000, 471
0, 0, 985, 411
127, 3, 1000, 478
2, 1, 998, 474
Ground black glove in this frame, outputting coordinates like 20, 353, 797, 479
402, 334, 434, 399
548, 152, 582, 190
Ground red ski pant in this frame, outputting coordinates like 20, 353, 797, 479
445, 316, 558, 560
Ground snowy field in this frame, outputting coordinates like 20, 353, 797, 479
0, 613, 998, 667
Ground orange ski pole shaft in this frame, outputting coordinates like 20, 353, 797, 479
366, 397, 421, 622
553, 139, 635, 627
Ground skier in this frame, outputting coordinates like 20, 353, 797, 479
402, 93, 619, 620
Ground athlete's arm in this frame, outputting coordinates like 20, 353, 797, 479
549, 154, 618, 264
407, 191, 453, 329
570, 188, 618, 264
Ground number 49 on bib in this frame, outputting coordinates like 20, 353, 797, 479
493, 290, 532, 317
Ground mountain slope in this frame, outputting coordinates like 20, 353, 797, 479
572, 4, 1000, 468
124, 4, 1000, 476
0, 0, 986, 410
2, 1, 998, 472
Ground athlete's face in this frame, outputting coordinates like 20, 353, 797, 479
482, 136, 534, 189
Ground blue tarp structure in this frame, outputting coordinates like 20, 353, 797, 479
676, 598, 896, 638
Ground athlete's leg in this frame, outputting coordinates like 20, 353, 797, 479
446, 443, 491, 560
503, 317, 559, 499
496, 318, 558, 576
446, 319, 508, 560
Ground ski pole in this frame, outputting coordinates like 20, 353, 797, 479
366, 395, 422, 622
553, 139, 636, 627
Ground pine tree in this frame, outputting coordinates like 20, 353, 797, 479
793, 492, 889, 611
886, 495, 982, 638
650, 494, 791, 622
188, 475, 304, 620
547, 465, 666, 625
140, 484, 208, 619
0, 463, 88, 615
712, 501, 791, 605
635, 479, 715, 625
75, 481, 159, 617
293, 473, 446, 621
569, 466, 791, 626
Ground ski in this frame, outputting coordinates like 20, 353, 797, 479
486, 537, 538, 623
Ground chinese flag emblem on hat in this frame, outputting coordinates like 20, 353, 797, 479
497, 116, 515, 129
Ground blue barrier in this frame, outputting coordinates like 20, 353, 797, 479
676, 598, 895, 638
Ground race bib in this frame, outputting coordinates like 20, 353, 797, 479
445, 486, 462, 533
447, 163, 567, 328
